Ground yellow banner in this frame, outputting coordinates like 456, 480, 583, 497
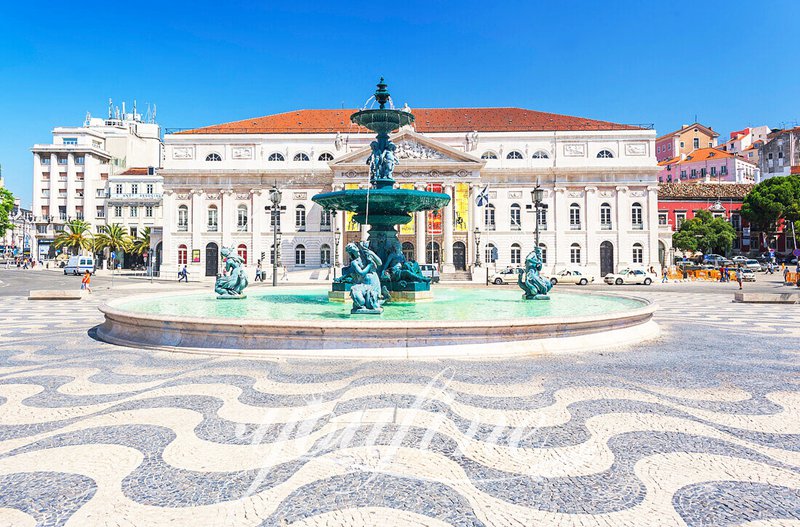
455, 182, 469, 232
399, 183, 415, 235
345, 183, 360, 232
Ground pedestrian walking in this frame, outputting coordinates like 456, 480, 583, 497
661, 266, 668, 283
735, 265, 743, 290
178, 265, 189, 283
81, 270, 92, 294
255, 260, 263, 282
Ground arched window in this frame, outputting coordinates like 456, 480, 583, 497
205, 153, 222, 161
569, 203, 581, 230
600, 202, 612, 230
268, 152, 285, 162
320, 244, 331, 265
295, 205, 306, 231
318, 152, 334, 161
402, 242, 415, 261
632, 243, 643, 264
320, 209, 332, 231
511, 243, 521, 265
597, 149, 614, 158
295, 245, 306, 266
237, 244, 248, 265
532, 150, 549, 159
631, 202, 643, 229
207, 205, 218, 232
570, 243, 581, 264
237, 204, 248, 232
538, 243, 547, 264
178, 244, 188, 265
480, 151, 498, 160
485, 243, 498, 264
426, 241, 440, 265
485, 204, 496, 231
506, 151, 524, 160
178, 205, 189, 231
510, 203, 521, 230
293, 152, 310, 162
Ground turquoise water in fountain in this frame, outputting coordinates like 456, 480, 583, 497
117, 287, 643, 321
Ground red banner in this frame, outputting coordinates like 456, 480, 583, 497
426, 183, 443, 235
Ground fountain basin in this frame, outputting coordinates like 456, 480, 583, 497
96, 287, 658, 359
312, 188, 450, 220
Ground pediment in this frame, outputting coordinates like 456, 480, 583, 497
331, 130, 484, 167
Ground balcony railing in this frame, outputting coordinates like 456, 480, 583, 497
178, 224, 188, 232
601, 223, 612, 230
208, 224, 218, 232
632, 223, 644, 230
570, 223, 581, 230
511, 222, 521, 231
485, 223, 496, 231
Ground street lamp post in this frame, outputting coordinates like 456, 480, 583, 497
334, 227, 341, 281
531, 185, 545, 248
268, 186, 282, 287
473, 227, 481, 268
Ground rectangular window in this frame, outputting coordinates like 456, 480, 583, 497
676, 212, 687, 229
146, 183, 154, 194
115, 184, 123, 194
320, 209, 332, 231
145, 206, 153, 217
731, 214, 741, 230
57, 156, 68, 165
131, 184, 138, 194
600, 206, 612, 229
721, 165, 728, 175
680, 170, 687, 179
37, 225, 48, 234
207, 208, 218, 231
690, 169, 697, 178
74, 156, 85, 165
569, 206, 581, 230
570, 246, 581, 264
114, 206, 122, 218
130, 227, 137, 238
710, 166, 716, 176
58, 206, 67, 220
62, 138, 77, 145
537, 209, 547, 230
40, 155, 51, 165
680, 141, 685, 148
700, 168, 706, 177
693, 138, 699, 149
658, 212, 668, 225
130, 206, 138, 218
510, 207, 521, 230
76, 172, 84, 181
96, 207, 105, 218
41, 189, 50, 197
485, 206, 496, 231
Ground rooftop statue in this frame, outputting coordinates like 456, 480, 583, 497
342, 242, 384, 314
518, 247, 552, 300
215, 247, 249, 299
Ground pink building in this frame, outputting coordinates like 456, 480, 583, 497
656, 123, 719, 162
657, 147, 759, 184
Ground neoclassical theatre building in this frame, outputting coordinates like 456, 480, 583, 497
159, 107, 660, 279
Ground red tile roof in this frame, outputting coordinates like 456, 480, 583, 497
176, 108, 643, 135
119, 167, 153, 175
658, 183, 754, 200
681, 147, 735, 163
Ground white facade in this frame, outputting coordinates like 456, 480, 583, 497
31, 109, 161, 258
160, 111, 659, 279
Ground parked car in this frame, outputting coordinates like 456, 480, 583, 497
549, 269, 593, 286
741, 268, 756, 282
490, 267, 521, 285
708, 256, 734, 268
63, 255, 95, 275
703, 253, 724, 262
731, 256, 748, 263
604, 268, 654, 285
418, 264, 440, 283
743, 259, 761, 272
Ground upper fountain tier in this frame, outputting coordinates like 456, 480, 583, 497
350, 77, 415, 135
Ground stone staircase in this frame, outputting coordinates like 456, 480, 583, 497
440, 271, 472, 281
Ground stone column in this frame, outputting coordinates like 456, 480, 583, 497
584, 186, 598, 275
161, 190, 175, 275
415, 183, 427, 264
646, 185, 660, 269
442, 183, 455, 272
221, 189, 234, 249
190, 189, 205, 278
553, 187, 567, 267
250, 189, 264, 264
468, 183, 478, 269
615, 186, 629, 269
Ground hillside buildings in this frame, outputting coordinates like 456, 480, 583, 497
759, 127, 800, 179
657, 147, 759, 184
655, 123, 719, 162
30, 103, 161, 261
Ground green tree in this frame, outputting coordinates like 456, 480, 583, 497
94, 224, 132, 261
0, 187, 14, 238
740, 175, 800, 233
130, 227, 151, 255
672, 209, 736, 255
54, 219, 93, 255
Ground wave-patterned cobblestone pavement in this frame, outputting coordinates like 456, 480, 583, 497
0, 291, 798, 526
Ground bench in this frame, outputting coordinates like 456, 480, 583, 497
28, 290, 87, 300
734, 292, 800, 304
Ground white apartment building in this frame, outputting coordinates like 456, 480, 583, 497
31, 104, 161, 259
159, 106, 659, 279
106, 167, 164, 266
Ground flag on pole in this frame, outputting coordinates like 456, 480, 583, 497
476, 185, 490, 207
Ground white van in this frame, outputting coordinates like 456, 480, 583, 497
63, 255, 95, 275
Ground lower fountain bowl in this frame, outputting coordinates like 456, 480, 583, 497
95, 287, 658, 359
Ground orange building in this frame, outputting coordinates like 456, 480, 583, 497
655, 123, 719, 162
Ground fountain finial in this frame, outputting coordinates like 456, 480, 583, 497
375, 77, 390, 109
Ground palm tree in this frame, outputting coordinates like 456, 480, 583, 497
130, 227, 151, 256
95, 223, 132, 265
54, 219, 93, 255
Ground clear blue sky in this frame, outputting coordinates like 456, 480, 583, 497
1, 0, 798, 207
